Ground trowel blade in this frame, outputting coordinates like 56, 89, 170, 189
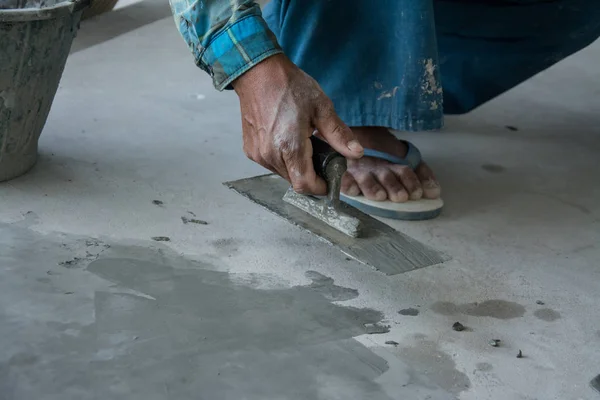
224, 174, 448, 275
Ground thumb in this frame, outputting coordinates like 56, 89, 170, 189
312, 100, 363, 159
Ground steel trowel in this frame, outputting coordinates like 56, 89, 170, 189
224, 137, 446, 275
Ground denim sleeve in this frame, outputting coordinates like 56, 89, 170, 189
168, 0, 283, 90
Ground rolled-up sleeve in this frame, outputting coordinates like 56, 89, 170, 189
169, 0, 283, 90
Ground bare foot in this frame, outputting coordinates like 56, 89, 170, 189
341, 127, 441, 202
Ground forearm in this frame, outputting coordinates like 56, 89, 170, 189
168, 0, 283, 90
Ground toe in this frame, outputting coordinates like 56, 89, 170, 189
341, 172, 360, 196
391, 165, 423, 200
415, 162, 441, 199
375, 169, 409, 202
354, 171, 387, 201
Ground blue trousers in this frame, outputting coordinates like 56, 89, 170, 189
263, 0, 600, 131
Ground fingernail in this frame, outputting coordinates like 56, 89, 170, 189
347, 140, 363, 154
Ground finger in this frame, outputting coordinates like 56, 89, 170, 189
312, 98, 363, 159
375, 169, 409, 203
282, 136, 327, 195
415, 162, 441, 199
341, 172, 360, 196
390, 165, 423, 200
353, 171, 387, 201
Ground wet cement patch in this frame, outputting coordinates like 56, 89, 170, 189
533, 308, 562, 322
0, 222, 456, 399
398, 308, 420, 316
394, 337, 471, 395
431, 300, 525, 319
304, 271, 358, 301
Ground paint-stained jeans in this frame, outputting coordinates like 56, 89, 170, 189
263, 0, 600, 131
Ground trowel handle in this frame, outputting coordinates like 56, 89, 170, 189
309, 136, 346, 180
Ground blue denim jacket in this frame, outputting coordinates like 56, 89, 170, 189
168, 0, 282, 90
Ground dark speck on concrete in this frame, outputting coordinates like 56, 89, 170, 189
536, 300, 545, 305
398, 308, 419, 316
59, 257, 83, 267
64, 292, 74, 295
533, 308, 561, 322
151, 236, 171, 242
364, 323, 390, 335
591, 374, 600, 393
481, 164, 506, 173
385, 340, 399, 347
152, 200, 164, 206
516, 350, 523, 358
505, 125, 519, 131
181, 216, 208, 225
489, 339, 501, 347
187, 211, 197, 217
452, 322, 465, 332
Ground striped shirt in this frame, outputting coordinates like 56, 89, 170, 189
168, 0, 282, 90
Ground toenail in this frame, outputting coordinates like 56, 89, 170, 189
409, 188, 423, 200
375, 190, 386, 200
396, 190, 409, 202
422, 179, 439, 189
347, 184, 360, 196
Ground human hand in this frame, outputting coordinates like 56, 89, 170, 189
232, 54, 363, 195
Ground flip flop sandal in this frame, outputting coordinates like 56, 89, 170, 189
340, 141, 444, 221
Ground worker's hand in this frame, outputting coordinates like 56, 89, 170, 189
232, 54, 364, 195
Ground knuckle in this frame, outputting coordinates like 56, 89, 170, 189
292, 180, 310, 194
278, 140, 300, 157
258, 147, 271, 161
329, 124, 345, 137
378, 170, 395, 182
314, 97, 335, 117
397, 165, 412, 175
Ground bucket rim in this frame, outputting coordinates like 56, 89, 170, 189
0, 0, 89, 22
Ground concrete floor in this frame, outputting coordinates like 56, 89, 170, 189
1, 4, 600, 400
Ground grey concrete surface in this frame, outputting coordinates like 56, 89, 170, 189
0, 7, 599, 400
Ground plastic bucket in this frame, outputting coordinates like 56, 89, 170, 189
0, 0, 88, 181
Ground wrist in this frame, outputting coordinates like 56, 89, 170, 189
232, 53, 292, 94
